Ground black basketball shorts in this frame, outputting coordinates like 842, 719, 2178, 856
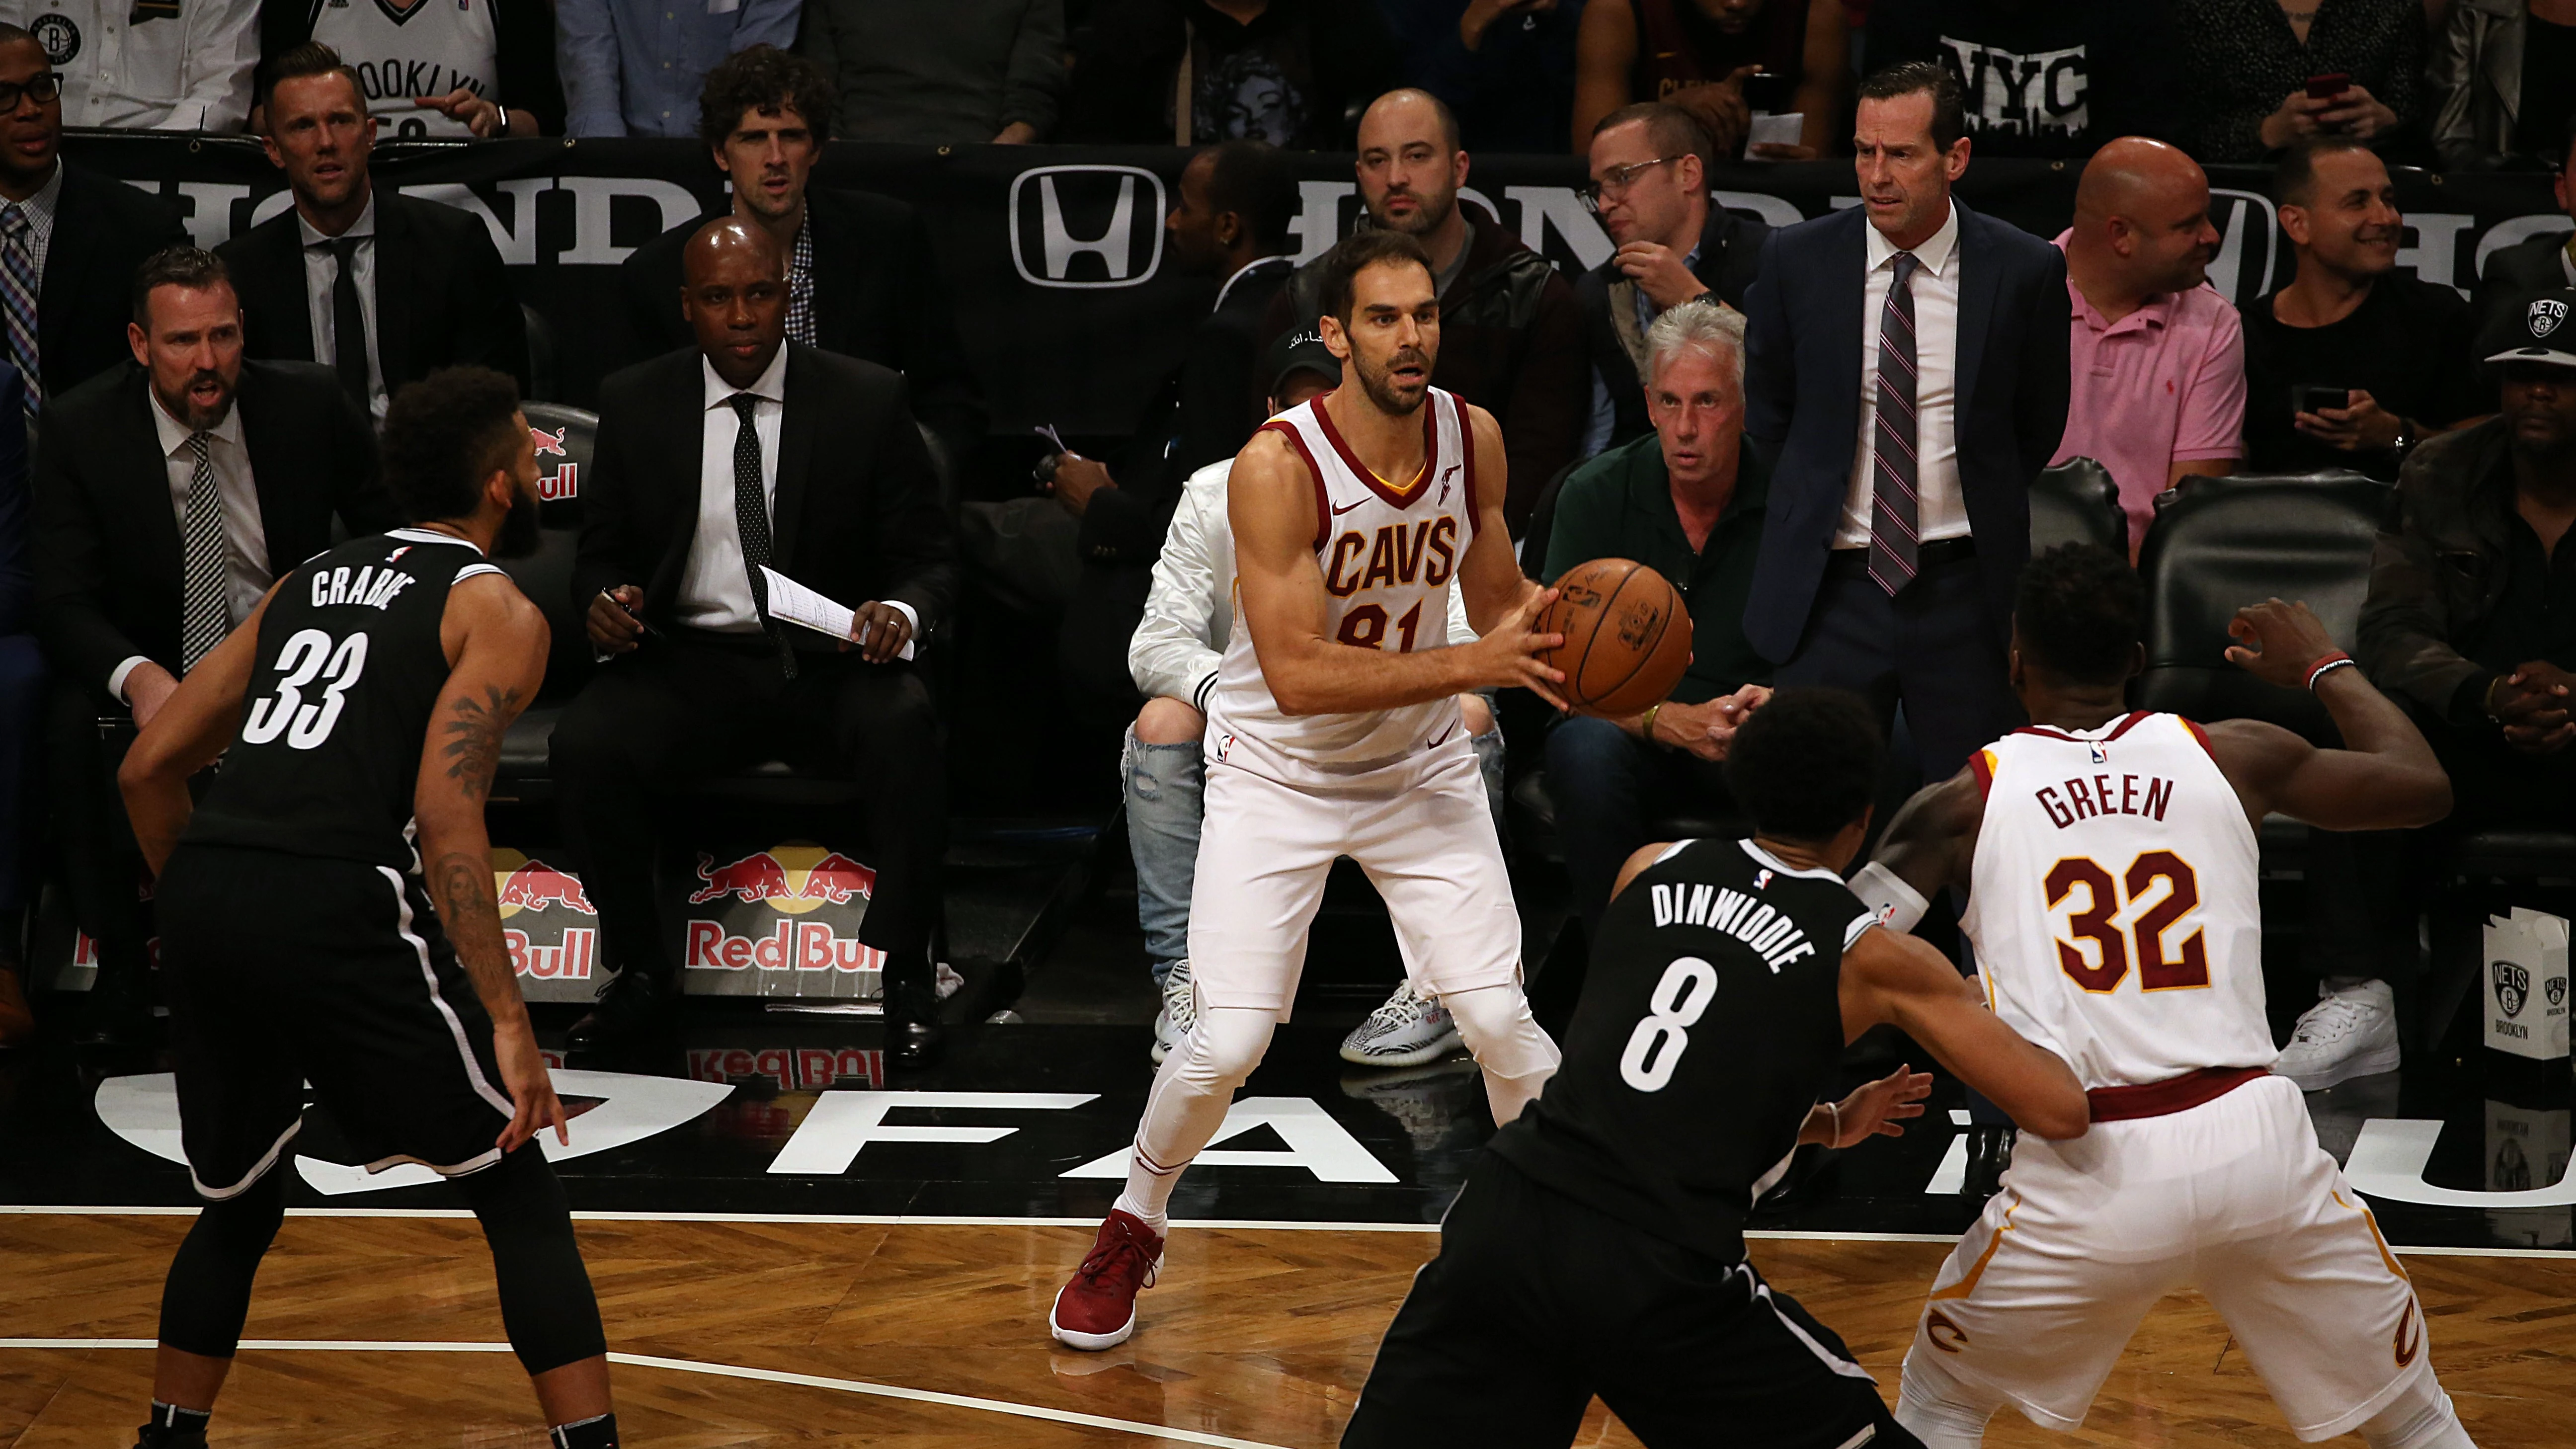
1341, 1154, 1922, 1449
160, 843, 517, 1200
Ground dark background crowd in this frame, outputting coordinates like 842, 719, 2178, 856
0, 0, 2572, 1102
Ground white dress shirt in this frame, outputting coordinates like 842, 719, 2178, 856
677, 348, 788, 633
1833, 201, 1967, 549
0, 0, 258, 131
299, 195, 386, 422
110, 392, 269, 699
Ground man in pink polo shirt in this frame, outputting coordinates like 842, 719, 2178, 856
2052, 137, 2245, 556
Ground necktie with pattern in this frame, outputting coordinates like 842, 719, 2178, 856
0, 204, 39, 416
180, 432, 230, 671
785, 227, 817, 349
729, 393, 796, 679
1867, 251, 1922, 597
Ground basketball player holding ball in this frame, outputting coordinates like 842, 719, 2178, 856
1050, 230, 1573, 1351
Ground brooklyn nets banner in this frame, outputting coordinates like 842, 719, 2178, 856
58, 133, 2575, 438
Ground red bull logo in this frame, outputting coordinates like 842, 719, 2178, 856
686, 1046, 883, 1090
531, 426, 567, 456
691, 851, 792, 905
689, 847, 874, 914
530, 428, 578, 502
507, 926, 596, 980
685, 918, 885, 974
796, 852, 875, 906
495, 858, 596, 917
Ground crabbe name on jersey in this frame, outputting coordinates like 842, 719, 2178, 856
1646, 881, 1818, 972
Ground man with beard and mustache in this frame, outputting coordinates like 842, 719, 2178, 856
1264, 88, 1588, 533
2050, 137, 2243, 556
1049, 230, 1566, 1354
2240, 137, 2488, 483
117, 366, 627, 1449
32, 245, 388, 1047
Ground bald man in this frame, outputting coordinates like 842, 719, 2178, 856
552, 215, 959, 1064
2050, 137, 2244, 552
1262, 88, 1589, 532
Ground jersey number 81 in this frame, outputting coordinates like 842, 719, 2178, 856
1619, 956, 1719, 1092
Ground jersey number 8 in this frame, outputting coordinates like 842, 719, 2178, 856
242, 628, 371, 750
2044, 851, 2208, 993
1618, 955, 1719, 1092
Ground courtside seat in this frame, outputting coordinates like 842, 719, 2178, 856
2030, 456, 2125, 556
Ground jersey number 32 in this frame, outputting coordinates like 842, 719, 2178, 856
2045, 851, 2208, 993
242, 628, 371, 750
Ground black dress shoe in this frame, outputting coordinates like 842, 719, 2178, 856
565, 970, 673, 1055
882, 960, 945, 1070
886, 1016, 944, 1070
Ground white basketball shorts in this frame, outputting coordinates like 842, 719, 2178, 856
1187, 729, 1521, 1017
1906, 1073, 2432, 1442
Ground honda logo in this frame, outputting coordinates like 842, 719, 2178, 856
1009, 165, 1165, 290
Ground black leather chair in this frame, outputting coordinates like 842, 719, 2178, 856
521, 303, 558, 404
2029, 456, 2125, 557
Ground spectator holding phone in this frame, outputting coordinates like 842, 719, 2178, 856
1570, 0, 1844, 159
2174, 0, 2422, 162
2240, 136, 2484, 480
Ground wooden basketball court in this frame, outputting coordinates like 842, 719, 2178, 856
6, 1211, 2570, 1447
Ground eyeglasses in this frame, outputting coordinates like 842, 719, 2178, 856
1580, 157, 1682, 212
0, 74, 62, 111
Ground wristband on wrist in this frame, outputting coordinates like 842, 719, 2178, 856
1639, 702, 1663, 744
1823, 1100, 1843, 1149
2304, 651, 2357, 691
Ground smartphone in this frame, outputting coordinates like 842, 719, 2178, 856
2305, 72, 2351, 101
2298, 385, 2349, 416
1742, 71, 1791, 114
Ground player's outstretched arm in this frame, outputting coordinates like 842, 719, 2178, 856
1841, 927, 2091, 1140
1853, 766, 1984, 933
414, 573, 561, 1153
118, 583, 284, 877
1230, 428, 1569, 714
2204, 598, 2452, 832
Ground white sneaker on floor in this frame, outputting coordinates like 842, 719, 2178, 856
2272, 979, 2402, 1091
1339, 981, 1462, 1068
1150, 960, 1196, 1065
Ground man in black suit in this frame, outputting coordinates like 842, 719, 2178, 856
554, 219, 956, 1065
1047, 139, 1299, 716
2472, 117, 2576, 344
0, 26, 189, 418
34, 247, 389, 1044
218, 43, 530, 422
1742, 61, 2070, 790
617, 46, 983, 462
1577, 103, 1769, 454
0, 360, 33, 1046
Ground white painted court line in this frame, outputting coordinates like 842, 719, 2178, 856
4, 1206, 2570, 1258
0, 1340, 1294, 1449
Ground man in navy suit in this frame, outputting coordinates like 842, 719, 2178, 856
1742, 61, 2071, 789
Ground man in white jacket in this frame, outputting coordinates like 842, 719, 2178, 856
1126, 330, 1504, 1065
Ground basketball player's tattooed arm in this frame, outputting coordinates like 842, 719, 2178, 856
119, 582, 288, 877
1841, 926, 2092, 1140
1229, 425, 1572, 713
418, 575, 566, 1152
2203, 598, 2453, 832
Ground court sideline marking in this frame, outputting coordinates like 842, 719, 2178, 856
0, 1339, 1294, 1449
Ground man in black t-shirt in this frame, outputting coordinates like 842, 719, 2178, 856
2240, 137, 2488, 482
1862, 0, 2181, 159
1339, 690, 2088, 1449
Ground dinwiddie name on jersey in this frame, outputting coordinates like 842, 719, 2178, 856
1646, 880, 1817, 972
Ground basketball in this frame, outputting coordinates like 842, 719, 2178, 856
1537, 558, 1692, 718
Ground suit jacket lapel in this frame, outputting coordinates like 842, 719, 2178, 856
663, 353, 707, 590
264, 219, 319, 362
120, 373, 187, 598
772, 345, 815, 565
234, 365, 300, 572
371, 197, 415, 388
805, 196, 854, 352
38, 169, 94, 368
1951, 200, 1998, 424
1826, 209, 1867, 443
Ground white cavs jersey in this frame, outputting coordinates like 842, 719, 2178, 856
306, 0, 498, 138
1207, 386, 1478, 779
1961, 712, 2275, 1090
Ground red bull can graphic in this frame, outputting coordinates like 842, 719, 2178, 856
498, 860, 596, 914
686, 1045, 884, 1090
490, 850, 602, 1002
506, 926, 597, 981
683, 844, 882, 1000
530, 427, 578, 502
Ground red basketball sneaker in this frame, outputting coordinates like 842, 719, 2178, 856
1049, 1209, 1164, 1350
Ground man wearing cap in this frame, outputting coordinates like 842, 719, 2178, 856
2313, 288, 2576, 1089
1122, 329, 1502, 1069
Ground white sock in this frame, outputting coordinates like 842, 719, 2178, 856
2361, 1375, 2475, 1449
1441, 983, 1560, 1126
1116, 1006, 1277, 1232
1896, 1352, 2002, 1449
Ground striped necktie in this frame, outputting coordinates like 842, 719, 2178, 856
0, 204, 39, 416
180, 432, 230, 670
1867, 251, 1922, 597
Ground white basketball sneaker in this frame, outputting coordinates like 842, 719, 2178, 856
1150, 960, 1196, 1065
1338, 981, 1462, 1068
2272, 978, 2402, 1091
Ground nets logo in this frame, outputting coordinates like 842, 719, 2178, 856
2494, 959, 2530, 1017
2531, 298, 2569, 340
1009, 165, 1165, 290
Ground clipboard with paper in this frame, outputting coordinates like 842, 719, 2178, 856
759, 566, 916, 660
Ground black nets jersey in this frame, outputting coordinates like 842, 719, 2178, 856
185, 529, 510, 869
1489, 837, 1876, 1261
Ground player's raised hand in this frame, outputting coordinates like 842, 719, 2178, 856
493, 1023, 572, 1152
2224, 598, 2341, 689
1819, 1063, 1933, 1148
1464, 586, 1569, 711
